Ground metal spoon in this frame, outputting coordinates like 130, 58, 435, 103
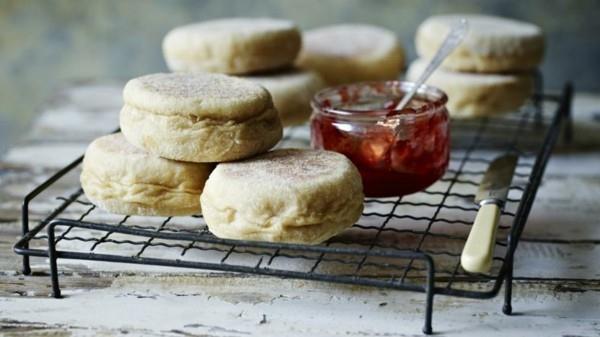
393, 18, 469, 112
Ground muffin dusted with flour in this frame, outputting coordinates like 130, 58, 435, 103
297, 24, 405, 85
81, 133, 213, 216
201, 149, 364, 244
244, 69, 325, 126
406, 59, 534, 118
163, 18, 301, 74
416, 14, 544, 73
120, 72, 282, 163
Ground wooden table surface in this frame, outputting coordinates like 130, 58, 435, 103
1, 83, 599, 337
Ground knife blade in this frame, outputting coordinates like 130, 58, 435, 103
475, 154, 518, 204
461, 154, 518, 273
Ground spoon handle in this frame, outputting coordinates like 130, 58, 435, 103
394, 18, 469, 111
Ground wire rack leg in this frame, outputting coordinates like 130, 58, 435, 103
47, 222, 62, 298
21, 232, 31, 275
502, 258, 513, 315
422, 257, 435, 335
22, 256, 30, 275
21, 200, 31, 275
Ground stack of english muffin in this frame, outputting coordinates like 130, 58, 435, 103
407, 14, 545, 118
81, 18, 365, 245
162, 18, 325, 126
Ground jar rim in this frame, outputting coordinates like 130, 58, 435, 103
311, 80, 448, 120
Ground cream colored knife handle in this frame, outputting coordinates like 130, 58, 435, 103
461, 202, 501, 273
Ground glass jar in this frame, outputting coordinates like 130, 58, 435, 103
310, 81, 450, 197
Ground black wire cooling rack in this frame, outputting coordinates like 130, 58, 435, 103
15, 81, 572, 335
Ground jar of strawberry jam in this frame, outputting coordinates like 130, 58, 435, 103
310, 81, 449, 197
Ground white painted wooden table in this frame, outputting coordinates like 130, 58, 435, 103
1, 83, 599, 337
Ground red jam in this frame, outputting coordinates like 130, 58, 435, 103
310, 81, 450, 197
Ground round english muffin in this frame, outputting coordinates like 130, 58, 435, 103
416, 14, 544, 72
244, 69, 325, 126
120, 72, 283, 162
200, 149, 364, 244
163, 18, 301, 74
296, 24, 404, 85
406, 59, 534, 118
81, 133, 213, 216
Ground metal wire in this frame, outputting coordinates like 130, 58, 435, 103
23, 101, 549, 289
14, 82, 572, 335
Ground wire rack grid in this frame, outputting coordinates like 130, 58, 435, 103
14, 80, 572, 335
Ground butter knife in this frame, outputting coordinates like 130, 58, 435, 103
460, 154, 518, 273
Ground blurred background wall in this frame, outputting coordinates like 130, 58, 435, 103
1, 0, 599, 154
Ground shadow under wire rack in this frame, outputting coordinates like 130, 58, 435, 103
14, 78, 573, 335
